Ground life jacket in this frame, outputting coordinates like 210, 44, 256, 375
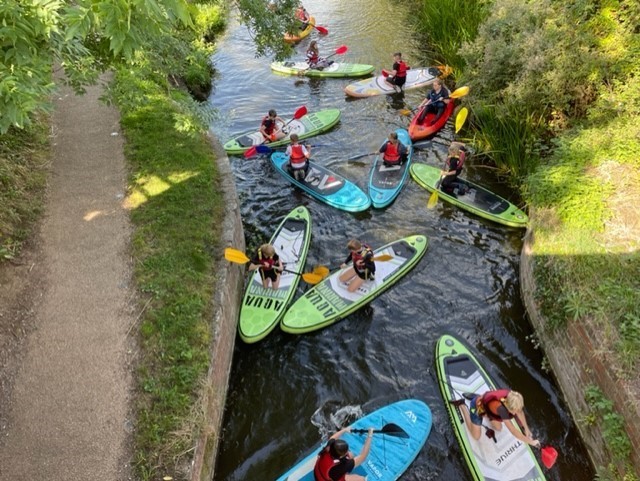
289, 144, 307, 168
383, 141, 401, 163
262, 116, 276, 138
314, 450, 345, 481
257, 248, 276, 271
396, 61, 409, 78
448, 150, 465, 175
479, 389, 513, 422
351, 244, 373, 271
307, 50, 319, 64
295, 8, 308, 22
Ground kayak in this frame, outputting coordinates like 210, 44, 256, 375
271, 153, 371, 213
408, 100, 456, 140
368, 128, 413, 208
281, 235, 427, 334
410, 164, 528, 228
284, 16, 315, 43
344, 67, 443, 98
275, 399, 432, 481
223, 109, 341, 155
271, 61, 375, 78
435, 334, 547, 481
238, 206, 311, 343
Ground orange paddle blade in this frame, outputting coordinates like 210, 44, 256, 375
372, 254, 393, 262
224, 247, 250, 264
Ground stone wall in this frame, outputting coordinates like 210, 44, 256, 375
190, 136, 245, 481
521, 225, 640, 477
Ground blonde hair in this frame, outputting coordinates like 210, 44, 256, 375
448, 144, 461, 157
504, 391, 524, 412
259, 244, 275, 257
346, 239, 362, 251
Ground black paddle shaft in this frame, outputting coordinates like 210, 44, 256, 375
351, 423, 409, 438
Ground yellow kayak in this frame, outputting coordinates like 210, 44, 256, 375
284, 16, 315, 43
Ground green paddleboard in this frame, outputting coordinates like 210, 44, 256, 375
223, 109, 341, 155
410, 164, 528, 228
271, 61, 375, 78
239, 206, 311, 343
281, 235, 428, 334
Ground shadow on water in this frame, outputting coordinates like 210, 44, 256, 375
208, 0, 594, 479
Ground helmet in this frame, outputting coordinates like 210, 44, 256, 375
329, 439, 349, 458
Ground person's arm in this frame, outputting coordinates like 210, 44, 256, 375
442, 88, 451, 103
341, 252, 353, 268
379, 141, 388, 153
504, 419, 540, 448
352, 428, 374, 467
329, 426, 351, 441
303, 145, 311, 158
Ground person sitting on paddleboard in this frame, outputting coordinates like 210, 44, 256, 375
248, 244, 284, 289
260, 109, 287, 143
379, 132, 408, 167
314, 426, 374, 481
386, 52, 409, 91
295, 3, 310, 29
306, 41, 333, 69
440, 142, 468, 197
451, 389, 541, 448
339, 239, 375, 293
285, 133, 311, 181
417, 78, 450, 125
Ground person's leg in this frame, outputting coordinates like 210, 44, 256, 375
260, 270, 270, 289
339, 268, 357, 284
490, 419, 504, 432
347, 276, 365, 292
458, 404, 482, 440
272, 273, 281, 289
345, 474, 366, 481
430, 105, 445, 125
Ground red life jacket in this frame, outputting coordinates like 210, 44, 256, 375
383, 141, 401, 163
351, 245, 373, 268
262, 116, 276, 137
307, 49, 319, 64
314, 450, 344, 481
290, 144, 307, 168
480, 389, 513, 422
295, 7, 309, 22
257, 248, 276, 271
396, 61, 409, 78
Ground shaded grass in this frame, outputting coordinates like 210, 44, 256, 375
0, 120, 49, 260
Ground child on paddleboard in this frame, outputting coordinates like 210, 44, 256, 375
260, 109, 287, 142
248, 244, 283, 289
285, 134, 311, 181
306, 41, 333, 69
386, 52, 409, 91
440, 142, 468, 196
339, 239, 375, 293
314, 426, 374, 481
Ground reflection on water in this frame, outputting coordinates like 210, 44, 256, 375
209, 0, 593, 480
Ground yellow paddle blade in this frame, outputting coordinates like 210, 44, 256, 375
455, 107, 468, 133
224, 247, 250, 264
302, 272, 324, 284
399, 109, 412, 116
372, 254, 393, 262
450, 85, 470, 99
313, 266, 330, 277
427, 190, 439, 209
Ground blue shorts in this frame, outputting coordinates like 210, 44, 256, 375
468, 396, 483, 426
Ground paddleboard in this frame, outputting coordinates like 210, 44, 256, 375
408, 100, 456, 140
368, 128, 413, 208
284, 16, 315, 43
271, 153, 371, 213
435, 334, 547, 481
410, 164, 528, 228
223, 109, 341, 155
271, 61, 375, 78
275, 399, 432, 481
344, 67, 442, 98
281, 235, 427, 334
238, 206, 311, 343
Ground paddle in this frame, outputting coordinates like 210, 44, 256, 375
399, 85, 470, 116
426, 108, 469, 209
223, 247, 324, 284
324, 45, 347, 60
252, 142, 328, 156
351, 423, 409, 438
304, 254, 394, 285
314, 25, 329, 35
243, 105, 308, 158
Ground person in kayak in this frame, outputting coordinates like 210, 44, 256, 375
286, 133, 311, 181
416, 78, 450, 125
248, 244, 284, 289
339, 239, 375, 293
314, 426, 374, 481
306, 41, 333, 69
451, 389, 541, 448
386, 52, 410, 91
260, 109, 287, 142
295, 3, 310, 29
379, 132, 408, 167
440, 142, 468, 196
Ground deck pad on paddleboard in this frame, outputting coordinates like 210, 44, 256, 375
238, 206, 311, 343
223, 109, 341, 155
344, 67, 441, 98
271, 61, 375, 78
281, 235, 427, 333
369, 128, 413, 208
436, 335, 546, 481
275, 399, 432, 481
410, 164, 528, 228
271, 153, 371, 212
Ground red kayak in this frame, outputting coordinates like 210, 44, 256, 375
408, 100, 455, 141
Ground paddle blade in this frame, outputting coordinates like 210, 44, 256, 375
372, 254, 393, 262
335, 45, 348, 55
427, 190, 439, 209
541, 446, 558, 469
315, 25, 329, 35
302, 272, 324, 284
455, 107, 468, 134
293, 105, 308, 119
450, 85, 470, 99
380, 423, 409, 438
313, 266, 330, 277
255, 144, 273, 154
224, 247, 250, 264
243, 146, 258, 158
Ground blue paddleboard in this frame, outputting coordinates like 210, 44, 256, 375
368, 128, 413, 208
275, 399, 432, 481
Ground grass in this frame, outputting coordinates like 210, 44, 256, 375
0, 120, 50, 260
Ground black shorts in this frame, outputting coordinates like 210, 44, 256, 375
355, 268, 374, 280
389, 75, 406, 88
260, 268, 278, 282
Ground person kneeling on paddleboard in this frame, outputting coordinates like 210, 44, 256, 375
248, 244, 284, 289
286, 134, 311, 181
417, 78, 450, 125
314, 426, 374, 481
440, 142, 468, 197
260, 109, 287, 143
339, 240, 376, 293
379, 131, 408, 167
451, 389, 541, 448
386, 52, 409, 91
306, 41, 333, 70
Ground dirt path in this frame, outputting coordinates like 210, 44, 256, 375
0, 74, 135, 480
